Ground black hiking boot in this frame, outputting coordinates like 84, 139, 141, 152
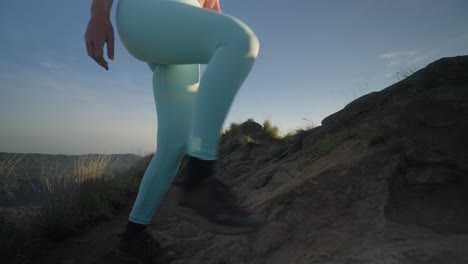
118, 231, 177, 264
173, 177, 266, 235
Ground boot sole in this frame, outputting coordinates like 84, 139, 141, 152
172, 203, 265, 235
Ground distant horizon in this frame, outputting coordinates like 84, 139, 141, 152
0, 113, 320, 156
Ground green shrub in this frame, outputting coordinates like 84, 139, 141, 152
263, 120, 280, 138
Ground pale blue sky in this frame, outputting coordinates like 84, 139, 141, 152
1, 0, 467, 156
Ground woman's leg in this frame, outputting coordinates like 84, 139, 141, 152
116, 0, 265, 234
116, 0, 260, 160
129, 64, 199, 224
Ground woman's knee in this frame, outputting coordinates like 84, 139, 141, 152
241, 29, 260, 58
222, 16, 260, 58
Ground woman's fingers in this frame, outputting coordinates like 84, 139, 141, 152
84, 17, 113, 70
107, 30, 114, 60
94, 40, 109, 70
86, 40, 94, 59
88, 40, 109, 70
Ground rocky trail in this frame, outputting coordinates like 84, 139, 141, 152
20, 56, 468, 264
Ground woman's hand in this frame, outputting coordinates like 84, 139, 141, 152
85, 15, 114, 71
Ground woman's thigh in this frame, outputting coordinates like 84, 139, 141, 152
115, 0, 257, 65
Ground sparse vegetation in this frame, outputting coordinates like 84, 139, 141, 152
219, 118, 283, 157
38, 154, 119, 195
35, 176, 127, 241
284, 118, 316, 140
218, 118, 319, 167
396, 64, 419, 80
0, 153, 148, 260
262, 120, 280, 139
228, 122, 242, 135
0, 153, 25, 199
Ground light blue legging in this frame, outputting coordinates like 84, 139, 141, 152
115, 0, 260, 224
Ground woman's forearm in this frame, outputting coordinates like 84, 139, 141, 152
91, 0, 114, 19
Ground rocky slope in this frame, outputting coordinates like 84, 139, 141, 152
31, 55, 468, 264
164, 55, 468, 263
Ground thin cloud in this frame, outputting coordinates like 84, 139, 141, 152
1, 66, 97, 104
37, 54, 72, 72
40, 60, 68, 71
379, 50, 418, 60
378, 50, 432, 67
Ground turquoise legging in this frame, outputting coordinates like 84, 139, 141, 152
115, 0, 260, 224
